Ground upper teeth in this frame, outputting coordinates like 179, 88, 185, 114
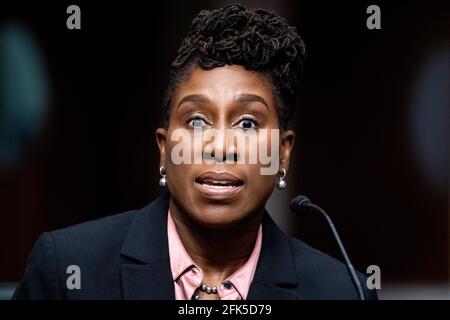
202, 180, 237, 187
208, 180, 232, 185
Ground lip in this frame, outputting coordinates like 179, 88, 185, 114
194, 171, 244, 200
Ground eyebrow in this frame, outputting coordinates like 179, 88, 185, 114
176, 94, 210, 110
234, 93, 268, 109
176, 93, 269, 110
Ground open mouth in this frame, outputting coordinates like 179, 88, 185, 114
194, 171, 244, 199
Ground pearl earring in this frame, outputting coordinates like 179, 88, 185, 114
277, 168, 287, 190
159, 166, 167, 187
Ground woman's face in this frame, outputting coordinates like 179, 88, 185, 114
156, 64, 294, 228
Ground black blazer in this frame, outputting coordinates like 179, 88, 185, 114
13, 193, 378, 300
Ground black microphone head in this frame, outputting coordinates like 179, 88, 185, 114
290, 195, 312, 215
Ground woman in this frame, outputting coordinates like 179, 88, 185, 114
13, 4, 377, 300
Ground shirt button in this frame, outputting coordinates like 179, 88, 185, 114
223, 281, 232, 289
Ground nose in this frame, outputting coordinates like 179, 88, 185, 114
203, 126, 238, 163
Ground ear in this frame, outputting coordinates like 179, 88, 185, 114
279, 129, 295, 172
155, 128, 167, 167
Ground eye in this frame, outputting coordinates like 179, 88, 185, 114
236, 117, 258, 130
187, 116, 208, 128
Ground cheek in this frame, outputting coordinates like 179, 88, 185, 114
166, 163, 194, 191
164, 141, 194, 191
244, 165, 277, 197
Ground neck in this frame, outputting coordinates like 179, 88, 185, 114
169, 199, 263, 283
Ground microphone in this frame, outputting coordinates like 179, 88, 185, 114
290, 195, 366, 300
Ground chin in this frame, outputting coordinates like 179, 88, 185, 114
190, 203, 248, 229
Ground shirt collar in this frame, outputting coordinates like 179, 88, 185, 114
167, 210, 197, 281
167, 209, 263, 300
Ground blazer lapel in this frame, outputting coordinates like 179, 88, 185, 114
247, 211, 300, 300
121, 262, 174, 300
120, 193, 175, 299
119, 194, 300, 300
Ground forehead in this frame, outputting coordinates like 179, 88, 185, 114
173, 64, 275, 104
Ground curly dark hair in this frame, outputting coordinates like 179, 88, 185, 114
161, 3, 306, 130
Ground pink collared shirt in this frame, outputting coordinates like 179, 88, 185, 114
167, 210, 263, 300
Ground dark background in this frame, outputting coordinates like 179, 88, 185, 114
1, 0, 449, 298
